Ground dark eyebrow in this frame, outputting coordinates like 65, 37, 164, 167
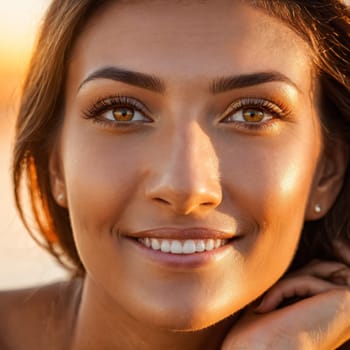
210, 71, 300, 94
78, 66, 166, 93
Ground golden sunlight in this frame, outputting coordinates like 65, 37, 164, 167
0, 0, 48, 109
0, 1, 67, 289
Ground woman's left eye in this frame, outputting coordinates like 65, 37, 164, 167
103, 107, 147, 122
219, 98, 290, 131
224, 108, 273, 124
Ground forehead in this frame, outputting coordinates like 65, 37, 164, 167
69, 0, 313, 89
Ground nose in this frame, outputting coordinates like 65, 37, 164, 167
145, 122, 222, 215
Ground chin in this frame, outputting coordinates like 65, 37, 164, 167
133, 299, 240, 333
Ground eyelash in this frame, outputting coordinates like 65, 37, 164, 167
82, 95, 152, 128
221, 97, 292, 131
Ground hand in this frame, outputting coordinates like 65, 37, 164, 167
221, 260, 350, 350
333, 238, 350, 267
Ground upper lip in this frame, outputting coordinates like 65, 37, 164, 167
124, 227, 237, 240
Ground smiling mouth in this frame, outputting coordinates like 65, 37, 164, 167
124, 226, 237, 255
138, 237, 228, 254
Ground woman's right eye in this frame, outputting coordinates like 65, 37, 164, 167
102, 106, 149, 123
83, 96, 153, 127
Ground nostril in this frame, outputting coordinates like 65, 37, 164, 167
153, 197, 171, 205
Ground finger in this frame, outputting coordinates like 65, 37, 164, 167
329, 267, 350, 286
333, 239, 350, 266
289, 260, 350, 280
224, 290, 350, 350
255, 275, 346, 313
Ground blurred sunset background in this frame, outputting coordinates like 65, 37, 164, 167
0, 0, 67, 289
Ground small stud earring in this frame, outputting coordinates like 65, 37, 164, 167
57, 193, 65, 203
314, 204, 321, 213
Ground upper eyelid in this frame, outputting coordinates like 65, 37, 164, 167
227, 98, 283, 112
98, 96, 150, 112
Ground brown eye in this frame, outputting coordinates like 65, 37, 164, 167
112, 107, 135, 121
242, 109, 264, 123
223, 106, 273, 124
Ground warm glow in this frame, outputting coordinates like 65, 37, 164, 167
0, 1, 48, 52
0, 1, 68, 289
0, 0, 49, 110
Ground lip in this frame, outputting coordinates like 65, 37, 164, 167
124, 227, 237, 240
120, 227, 241, 270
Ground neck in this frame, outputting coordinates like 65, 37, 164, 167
69, 277, 235, 350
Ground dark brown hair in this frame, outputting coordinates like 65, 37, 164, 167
13, 0, 350, 275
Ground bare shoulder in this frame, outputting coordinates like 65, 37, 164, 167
0, 278, 82, 350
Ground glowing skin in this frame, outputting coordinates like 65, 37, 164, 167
51, 1, 329, 349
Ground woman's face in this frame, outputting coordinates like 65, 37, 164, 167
57, 0, 323, 330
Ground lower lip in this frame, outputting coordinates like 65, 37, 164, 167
124, 237, 239, 270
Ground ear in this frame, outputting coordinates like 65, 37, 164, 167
49, 146, 67, 208
305, 139, 348, 220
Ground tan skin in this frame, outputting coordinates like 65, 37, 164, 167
1, 1, 350, 349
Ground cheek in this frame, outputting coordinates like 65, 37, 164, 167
60, 124, 147, 247
220, 129, 321, 277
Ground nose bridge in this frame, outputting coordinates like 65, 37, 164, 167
147, 121, 222, 214
175, 121, 218, 185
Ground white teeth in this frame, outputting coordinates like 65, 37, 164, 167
183, 240, 196, 254
139, 238, 228, 254
145, 237, 151, 248
160, 240, 170, 253
151, 238, 160, 250
170, 240, 182, 254
205, 239, 214, 251
196, 240, 206, 252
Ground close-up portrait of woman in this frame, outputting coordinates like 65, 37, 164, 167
0, 0, 350, 349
